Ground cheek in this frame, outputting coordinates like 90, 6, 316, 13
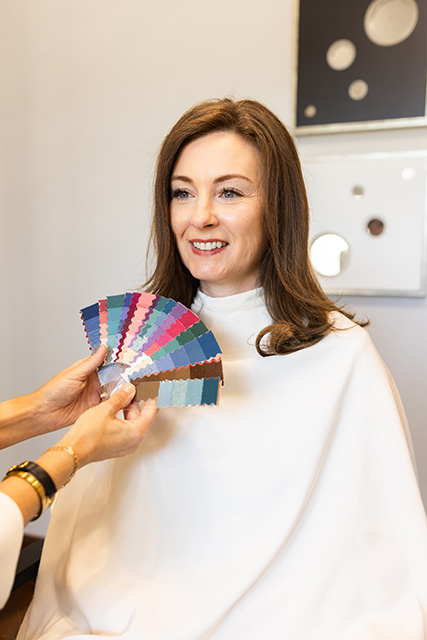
246, 210, 266, 255
170, 216, 189, 265
170, 210, 183, 244
170, 204, 193, 240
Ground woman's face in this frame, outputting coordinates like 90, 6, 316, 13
170, 131, 266, 298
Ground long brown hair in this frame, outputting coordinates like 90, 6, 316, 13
144, 98, 358, 356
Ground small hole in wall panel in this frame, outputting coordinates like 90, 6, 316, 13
366, 218, 385, 236
352, 185, 364, 197
402, 167, 416, 180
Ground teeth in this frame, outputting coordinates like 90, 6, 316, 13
192, 241, 227, 251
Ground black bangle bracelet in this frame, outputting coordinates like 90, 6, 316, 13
6, 461, 57, 499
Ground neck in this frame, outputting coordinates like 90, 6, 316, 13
199, 278, 260, 298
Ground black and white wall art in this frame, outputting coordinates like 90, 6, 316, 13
295, 0, 427, 133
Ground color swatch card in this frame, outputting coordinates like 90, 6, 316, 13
80, 292, 223, 407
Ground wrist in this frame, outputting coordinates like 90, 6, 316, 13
36, 448, 77, 491
30, 387, 58, 432
0, 392, 47, 448
0, 449, 78, 525
55, 432, 90, 469
5, 461, 56, 519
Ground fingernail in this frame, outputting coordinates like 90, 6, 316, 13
122, 383, 135, 394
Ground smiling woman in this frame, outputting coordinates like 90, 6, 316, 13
146, 98, 359, 356
169, 131, 266, 297
18, 99, 427, 640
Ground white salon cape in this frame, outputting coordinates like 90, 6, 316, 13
18, 289, 427, 639
0, 492, 24, 608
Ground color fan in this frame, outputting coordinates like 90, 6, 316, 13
80, 292, 223, 407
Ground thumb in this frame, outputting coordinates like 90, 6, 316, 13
72, 344, 107, 378
105, 383, 136, 415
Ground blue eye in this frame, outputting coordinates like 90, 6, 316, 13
171, 188, 191, 200
221, 188, 241, 199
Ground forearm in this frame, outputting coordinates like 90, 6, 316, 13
0, 387, 157, 525
0, 393, 46, 449
0, 346, 107, 451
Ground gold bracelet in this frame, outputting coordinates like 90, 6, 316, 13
6, 470, 51, 520
46, 446, 79, 487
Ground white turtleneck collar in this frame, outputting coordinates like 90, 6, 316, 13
192, 286, 265, 314
191, 287, 272, 359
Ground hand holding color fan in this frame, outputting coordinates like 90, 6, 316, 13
80, 292, 223, 407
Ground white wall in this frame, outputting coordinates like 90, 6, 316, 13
1, 0, 426, 536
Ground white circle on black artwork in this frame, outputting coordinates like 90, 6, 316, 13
364, 0, 419, 46
304, 105, 317, 118
310, 233, 350, 277
348, 79, 369, 100
326, 39, 357, 70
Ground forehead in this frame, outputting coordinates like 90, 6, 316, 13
172, 131, 261, 180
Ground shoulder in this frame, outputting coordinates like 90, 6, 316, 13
328, 310, 371, 343
320, 310, 381, 366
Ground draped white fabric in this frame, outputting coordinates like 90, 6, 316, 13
18, 289, 427, 639
0, 491, 24, 609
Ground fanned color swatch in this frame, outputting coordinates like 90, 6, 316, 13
80, 292, 223, 407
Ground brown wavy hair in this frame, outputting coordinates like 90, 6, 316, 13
144, 97, 358, 356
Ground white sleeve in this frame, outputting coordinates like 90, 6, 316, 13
0, 492, 24, 609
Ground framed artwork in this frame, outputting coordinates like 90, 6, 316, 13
303, 151, 427, 297
294, 0, 427, 134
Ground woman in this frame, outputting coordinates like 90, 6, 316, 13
19, 99, 427, 639
0, 345, 158, 609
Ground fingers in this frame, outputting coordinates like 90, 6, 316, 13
82, 344, 108, 372
58, 392, 159, 467
105, 384, 137, 415
139, 398, 158, 414
133, 398, 158, 426
84, 370, 103, 407
68, 345, 107, 378
91, 344, 108, 366
124, 398, 158, 442
123, 400, 142, 421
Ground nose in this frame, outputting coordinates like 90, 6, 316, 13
191, 195, 218, 229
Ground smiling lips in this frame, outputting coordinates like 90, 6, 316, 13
191, 240, 228, 254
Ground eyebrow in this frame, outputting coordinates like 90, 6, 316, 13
170, 174, 254, 185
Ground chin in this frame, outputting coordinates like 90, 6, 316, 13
187, 264, 224, 283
